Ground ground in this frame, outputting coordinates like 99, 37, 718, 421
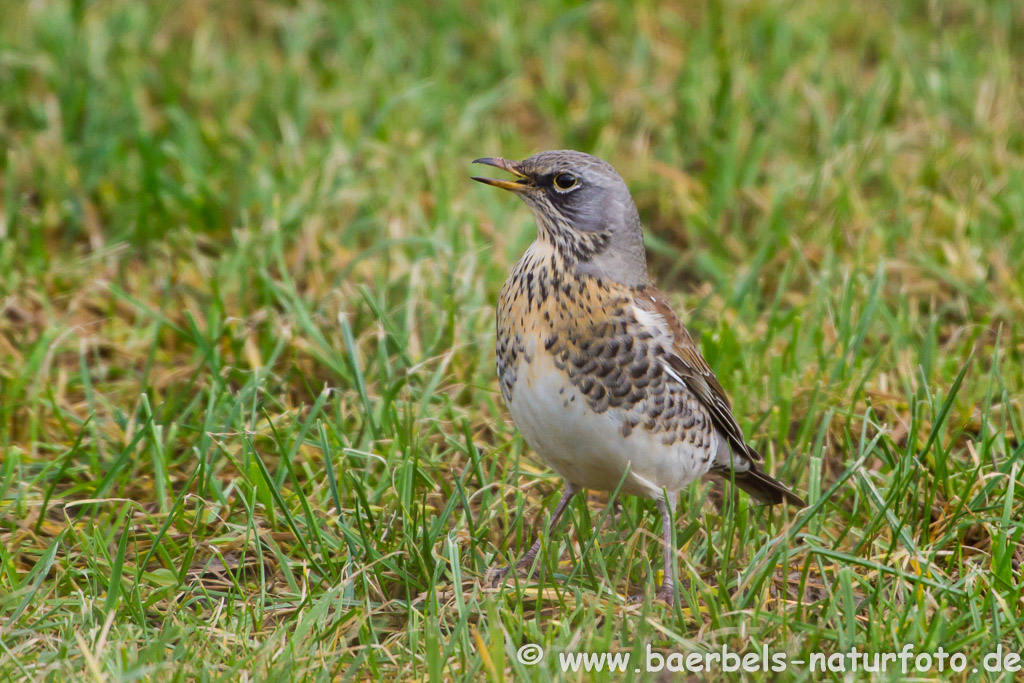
1, 0, 1023, 680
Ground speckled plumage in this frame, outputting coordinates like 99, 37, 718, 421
498, 244, 715, 451
474, 150, 804, 603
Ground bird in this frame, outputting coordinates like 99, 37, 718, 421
471, 150, 805, 604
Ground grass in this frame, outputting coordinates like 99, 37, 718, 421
1, 0, 1023, 679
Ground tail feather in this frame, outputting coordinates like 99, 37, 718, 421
730, 467, 806, 508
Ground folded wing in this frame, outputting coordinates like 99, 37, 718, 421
632, 289, 762, 465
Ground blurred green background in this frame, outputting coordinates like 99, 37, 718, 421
2, 0, 1023, 680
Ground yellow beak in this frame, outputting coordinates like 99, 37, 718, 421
471, 157, 532, 192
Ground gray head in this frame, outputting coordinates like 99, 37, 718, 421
472, 150, 649, 287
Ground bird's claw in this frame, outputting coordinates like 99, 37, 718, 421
627, 582, 679, 606
486, 565, 512, 588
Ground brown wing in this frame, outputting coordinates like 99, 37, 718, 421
634, 288, 763, 463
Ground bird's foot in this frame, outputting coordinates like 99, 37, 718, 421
486, 558, 536, 588
627, 588, 675, 606
485, 564, 512, 588
627, 579, 687, 606
654, 582, 677, 606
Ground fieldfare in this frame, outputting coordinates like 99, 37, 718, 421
473, 150, 805, 604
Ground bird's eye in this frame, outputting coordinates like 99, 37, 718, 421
552, 173, 578, 192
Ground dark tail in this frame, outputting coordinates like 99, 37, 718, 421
730, 467, 806, 507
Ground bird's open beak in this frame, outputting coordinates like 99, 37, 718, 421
471, 157, 532, 192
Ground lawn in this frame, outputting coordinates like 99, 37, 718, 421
2, 0, 1023, 680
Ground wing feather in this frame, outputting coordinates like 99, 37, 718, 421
633, 289, 762, 463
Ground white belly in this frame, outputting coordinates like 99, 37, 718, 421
507, 352, 715, 498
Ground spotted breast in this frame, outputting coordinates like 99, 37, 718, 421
497, 241, 723, 498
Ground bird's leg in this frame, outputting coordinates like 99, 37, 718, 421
626, 493, 679, 604
654, 494, 677, 604
490, 484, 579, 587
